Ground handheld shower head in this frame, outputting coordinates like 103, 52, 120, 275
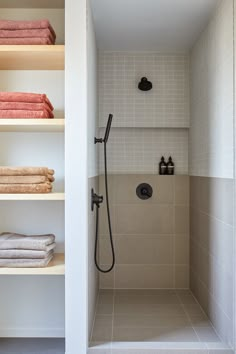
103, 114, 113, 144
94, 114, 113, 144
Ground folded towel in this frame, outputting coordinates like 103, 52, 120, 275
0, 255, 53, 267
0, 109, 53, 119
0, 167, 54, 176
0, 29, 55, 43
0, 37, 53, 45
0, 175, 52, 184
0, 109, 54, 119
0, 233, 55, 251
0, 102, 54, 118
0, 248, 54, 259
0, 92, 54, 111
0, 182, 52, 193
0, 19, 56, 38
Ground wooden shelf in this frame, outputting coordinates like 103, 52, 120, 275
0, 45, 65, 70
0, 192, 65, 201
0, 119, 64, 132
0, 0, 64, 8
0, 253, 65, 275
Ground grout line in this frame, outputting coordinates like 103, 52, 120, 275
175, 291, 206, 348
188, 288, 229, 347
111, 289, 115, 349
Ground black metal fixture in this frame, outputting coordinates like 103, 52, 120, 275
138, 77, 152, 91
93, 114, 115, 273
91, 188, 103, 211
136, 183, 153, 200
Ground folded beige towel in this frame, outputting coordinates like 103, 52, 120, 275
0, 167, 54, 176
0, 175, 51, 184
0, 233, 55, 251
0, 182, 52, 193
0, 248, 54, 259
0, 255, 53, 268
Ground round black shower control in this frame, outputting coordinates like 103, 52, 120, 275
136, 183, 153, 200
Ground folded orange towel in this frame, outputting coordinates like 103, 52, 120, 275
0, 102, 54, 118
0, 19, 56, 38
0, 110, 53, 118
0, 29, 55, 44
0, 37, 53, 45
0, 167, 54, 176
0, 175, 52, 184
0, 92, 54, 111
0, 182, 52, 194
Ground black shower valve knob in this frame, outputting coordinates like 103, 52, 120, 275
136, 183, 153, 200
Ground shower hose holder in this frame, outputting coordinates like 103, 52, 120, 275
91, 188, 103, 211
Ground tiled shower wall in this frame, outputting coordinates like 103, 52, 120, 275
98, 51, 190, 175
99, 175, 189, 289
98, 52, 189, 128
190, 0, 234, 347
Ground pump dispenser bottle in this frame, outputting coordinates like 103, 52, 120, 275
159, 156, 167, 175
167, 156, 174, 175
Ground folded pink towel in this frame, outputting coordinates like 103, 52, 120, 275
0, 19, 56, 38
0, 102, 54, 118
0, 29, 55, 43
0, 110, 52, 118
0, 92, 54, 111
0, 37, 53, 45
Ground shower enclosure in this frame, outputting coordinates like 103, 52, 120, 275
85, 0, 236, 353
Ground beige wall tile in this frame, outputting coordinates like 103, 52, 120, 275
99, 266, 115, 289
115, 235, 174, 264
175, 175, 189, 205
115, 204, 173, 234
115, 265, 174, 288
175, 235, 189, 264
175, 206, 189, 233
175, 265, 189, 288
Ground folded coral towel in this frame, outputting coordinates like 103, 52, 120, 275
0, 19, 56, 38
0, 92, 54, 111
0, 109, 53, 119
0, 255, 53, 267
0, 28, 55, 43
0, 175, 52, 184
0, 37, 53, 45
0, 182, 52, 193
0, 233, 55, 251
0, 166, 54, 176
0, 102, 54, 118
0, 248, 54, 259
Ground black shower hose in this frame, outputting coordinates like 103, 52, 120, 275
94, 141, 115, 273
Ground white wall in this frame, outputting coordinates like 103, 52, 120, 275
87, 0, 99, 343
190, 0, 234, 178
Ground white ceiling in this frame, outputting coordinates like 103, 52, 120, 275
90, 0, 219, 51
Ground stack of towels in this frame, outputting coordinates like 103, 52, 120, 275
0, 167, 55, 194
0, 92, 54, 119
0, 232, 55, 267
0, 19, 56, 45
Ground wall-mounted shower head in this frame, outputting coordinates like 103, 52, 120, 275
95, 114, 113, 144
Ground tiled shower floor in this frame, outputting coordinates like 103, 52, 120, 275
89, 290, 232, 353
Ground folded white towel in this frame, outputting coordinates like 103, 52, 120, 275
0, 232, 55, 251
0, 248, 54, 259
0, 254, 53, 268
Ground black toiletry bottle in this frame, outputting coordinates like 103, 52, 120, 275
159, 156, 167, 175
167, 156, 174, 175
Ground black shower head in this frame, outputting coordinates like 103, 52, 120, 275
103, 114, 113, 144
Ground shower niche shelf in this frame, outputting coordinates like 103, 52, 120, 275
0, 45, 65, 70
0, 119, 65, 133
0, 192, 65, 201
99, 123, 190, 129
0, 253, 65, 275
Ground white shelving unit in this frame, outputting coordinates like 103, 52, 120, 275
0, 0, 66, 348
